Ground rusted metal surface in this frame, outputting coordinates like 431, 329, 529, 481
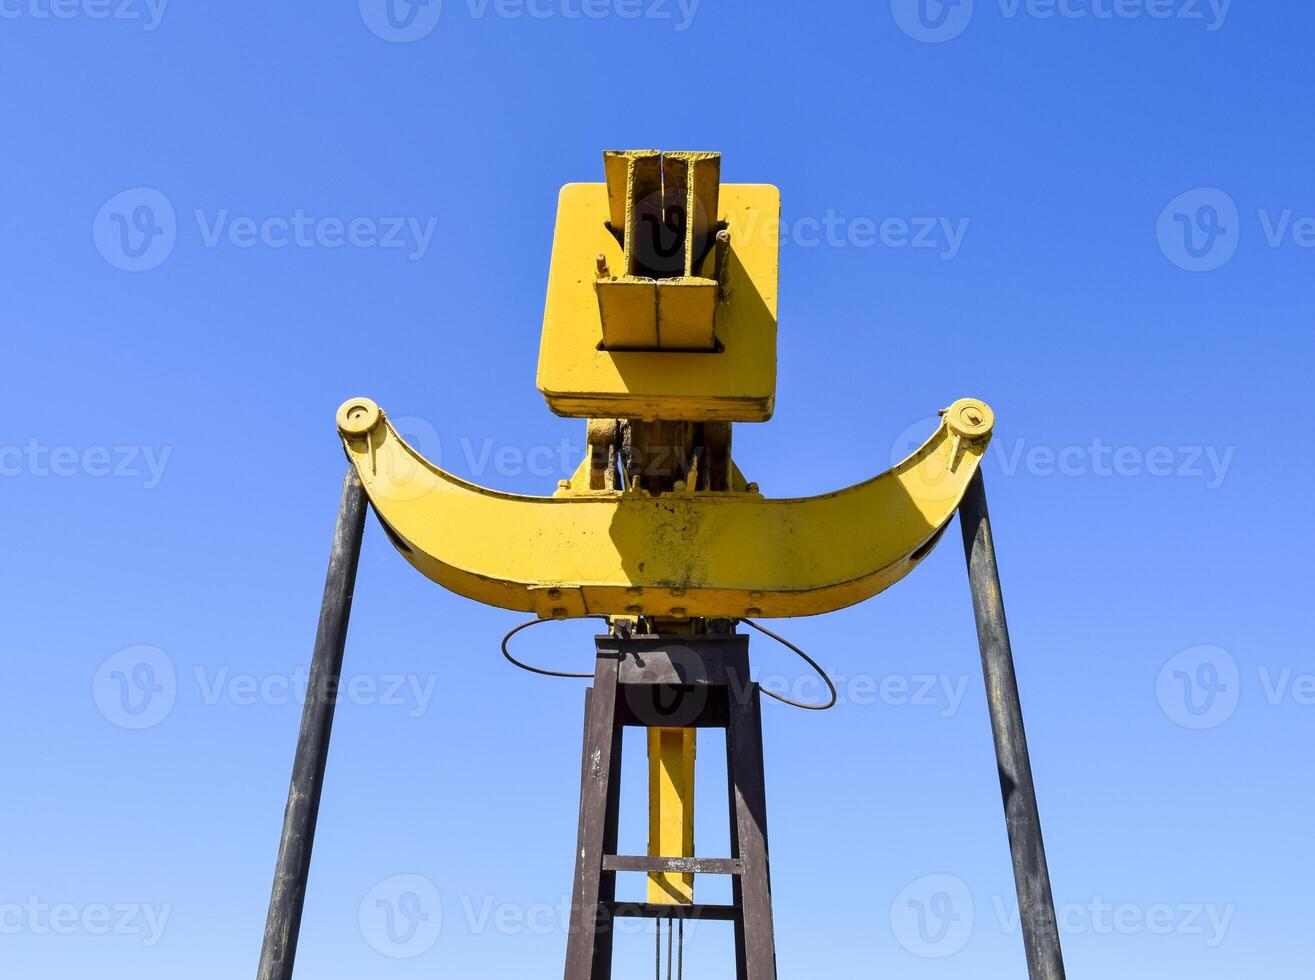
603, 855, 743, 876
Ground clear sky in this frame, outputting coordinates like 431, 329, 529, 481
2, 1, 1311, 978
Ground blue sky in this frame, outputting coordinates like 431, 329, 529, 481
2, 1, 1311, 977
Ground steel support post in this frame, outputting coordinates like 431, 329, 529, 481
256, 469, 368, 980
959, 471, 1067, 980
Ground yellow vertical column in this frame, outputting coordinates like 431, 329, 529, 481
647, 727, 696, 904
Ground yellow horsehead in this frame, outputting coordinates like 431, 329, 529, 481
247, 147, 1069, 980
336, 150, 994, 910
336, 150, 995, 622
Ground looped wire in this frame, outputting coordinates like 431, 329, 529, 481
499, 615, 610, 679
499, 614, 837, 711
739, 618, 838, 711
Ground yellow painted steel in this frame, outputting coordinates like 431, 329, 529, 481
335, 397, 994, 620
647, 728, 696, 905
335, 149, 1002, 929
595, 151, 724, 352
538, 176, 779, 421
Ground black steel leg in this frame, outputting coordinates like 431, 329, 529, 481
725, 715, 748, 979
959, 471, 1067, 980
564, 653, 620, 980
256, 468, 368, 980
592, 696, 624, 980
727, 680, 777, 980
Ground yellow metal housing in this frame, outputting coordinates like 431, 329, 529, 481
537, 157, 780, 422
335, 397, 994, 620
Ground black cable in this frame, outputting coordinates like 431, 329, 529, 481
739, 618, 838, 711
499, 614, 837, 711
666, 917, 674, 980
499, 615, 610, 679
677, 917, 684, 979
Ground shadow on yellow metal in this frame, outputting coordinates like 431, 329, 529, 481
538, 177, 780, 422
648, 727, 696, 905
336, 397, 994, 620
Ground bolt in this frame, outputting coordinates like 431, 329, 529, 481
595, 253, 610, 277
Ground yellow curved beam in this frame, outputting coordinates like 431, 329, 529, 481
336, 398, 994, 619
